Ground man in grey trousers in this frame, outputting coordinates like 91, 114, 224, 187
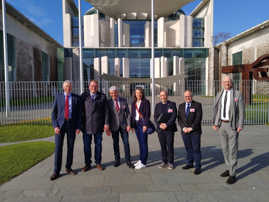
212, 75, 245, 184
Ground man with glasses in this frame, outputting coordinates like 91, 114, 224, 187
178, 90, 203, 175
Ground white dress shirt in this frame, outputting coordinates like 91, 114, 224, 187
221, 90, 231, 121
135, 100, 141, 121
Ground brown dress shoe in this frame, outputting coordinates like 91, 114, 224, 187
50, 173, 59, 181
66, 168, 77, 175
82, 165, 91, 172
96, 164, 104, 171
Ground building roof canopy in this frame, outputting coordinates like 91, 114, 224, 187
85, 0, 194, 19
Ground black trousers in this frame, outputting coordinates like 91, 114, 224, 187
111, 127, 131, 162
158, 130, 175, 164
54, 120, 76, 174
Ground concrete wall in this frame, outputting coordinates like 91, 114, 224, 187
0, 11, 58, 81
84, 14, 100, 48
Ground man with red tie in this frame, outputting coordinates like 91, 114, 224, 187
51, 80, 81, 180
107, 86, 134, 168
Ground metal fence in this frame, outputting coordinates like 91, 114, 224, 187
0, 79, 269, 126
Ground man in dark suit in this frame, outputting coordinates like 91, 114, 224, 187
107, 86, 134, 168
51, 80, 81, 180
154, 90, 177, 169
178, 90, 203, 175
81, 80, 110, 171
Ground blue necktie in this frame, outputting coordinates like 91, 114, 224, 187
185, 103, 190, 118
91, 94, 95, 101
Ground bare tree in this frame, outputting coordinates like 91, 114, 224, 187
214, 32, 232, 45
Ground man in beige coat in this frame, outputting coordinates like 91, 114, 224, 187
212, 75, 244, 184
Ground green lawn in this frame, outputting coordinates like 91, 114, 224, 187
0, 141, 55, 184
0, 124, 54, 143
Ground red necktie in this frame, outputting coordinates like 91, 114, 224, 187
65, 95, 69, 120
115, 100, 120, 112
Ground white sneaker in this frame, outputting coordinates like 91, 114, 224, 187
135, 163, 146, 170
134, 160, 141, 167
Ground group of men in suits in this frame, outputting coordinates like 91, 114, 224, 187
51, 75, 244, 185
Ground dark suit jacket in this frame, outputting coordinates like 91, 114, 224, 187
107, 97, 130, 132
154, 100, 177, 133
81, 90, 109, 134
130, 98, 151, 129
177, 100, 203, 134
51, 93, 81, 130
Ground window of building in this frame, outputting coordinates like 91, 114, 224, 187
0, 31, 15, 81
41, 51, 49, 81
232, 51, 242, 87
71, 16, 83, 47
192, 18, 204, 47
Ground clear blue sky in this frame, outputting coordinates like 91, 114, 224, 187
6, 0, 269, 45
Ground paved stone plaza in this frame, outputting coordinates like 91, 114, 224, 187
1, 126, 269, 202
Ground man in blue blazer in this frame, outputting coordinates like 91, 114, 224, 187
51, 80, 81, 180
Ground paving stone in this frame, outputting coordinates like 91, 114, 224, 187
120, 192, 178, 202
1, 126, 269, 202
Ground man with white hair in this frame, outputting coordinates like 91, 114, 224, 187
107, 86, 134, 168
51, 80, 81, 180
213, 75, 245, 184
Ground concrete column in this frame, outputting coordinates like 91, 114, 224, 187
63, 13, 72, 47
122, 23, 130, 47
155, 58, 161, 78
114, 58, 121, 76
206, 48, 215, 96
186, 16, 193, 47
101, 56, 109, 74
179, 14, 186, 48
109, 18, 115, 47
94, 57, 100, 78
64, 57, 73, 80
122, 57, 129, 78
173, 56, 184, 95
84, 14, 99, 48
145, 21, 151, 47
118, 18, 122, 47
160, 56, 168, 77
158, 17, 166, 47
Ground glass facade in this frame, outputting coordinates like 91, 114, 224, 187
124, 20, 146, 47
82, 48, 208, 79
192, 18, 204, 47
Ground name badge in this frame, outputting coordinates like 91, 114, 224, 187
168, 108, 173, 113
190, 108, 195, 112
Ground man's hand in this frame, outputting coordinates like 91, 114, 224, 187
126, 125, 131, 132
54, 127, 60, 135
237, 127, 243, 133
75, 129, 80, 135
186, 127, 193, 133
183, 127, 188, 133
143, 126, 147, 133
212, 125, 219, 131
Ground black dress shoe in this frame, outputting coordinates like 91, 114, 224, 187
50, 173, 59, 181
182, 165, 194, 169
226, 176, 236, 184
82, 165, 91, 172
126, 161, 134, 169
194, 168, 201, 175
66, 168, 77, 175
220, 170, 230, 177
114, 161, 121, 167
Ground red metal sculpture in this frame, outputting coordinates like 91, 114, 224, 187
222, 54, 269, 104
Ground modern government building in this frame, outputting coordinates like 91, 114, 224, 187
62, 0, 215, 95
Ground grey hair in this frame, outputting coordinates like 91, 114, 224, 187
222, 74, 233, 83
160, 90, 168, 96
62, 80, 71, 88
184, 89, 193, 96
109, 86, 118, 92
